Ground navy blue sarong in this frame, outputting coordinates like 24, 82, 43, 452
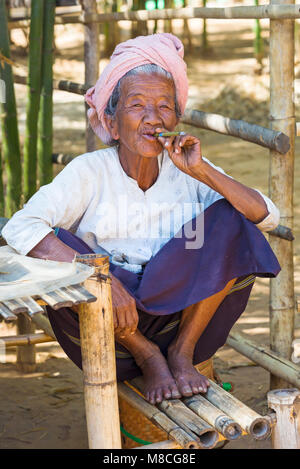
47, 199, 280, 381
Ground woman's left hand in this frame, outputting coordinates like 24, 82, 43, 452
156, 127, 205, 178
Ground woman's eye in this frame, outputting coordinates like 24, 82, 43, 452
132, 103, 142, 108
160, 105, 173, 111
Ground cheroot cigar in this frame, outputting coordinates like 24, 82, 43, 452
154, 131, 186, 137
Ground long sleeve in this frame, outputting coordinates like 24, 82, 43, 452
2, 156, 94, 255
196, 157, 280, 232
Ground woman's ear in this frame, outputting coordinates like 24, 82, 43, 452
103, 113, 120, 141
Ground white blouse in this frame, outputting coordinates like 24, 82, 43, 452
2, 147, 280, 274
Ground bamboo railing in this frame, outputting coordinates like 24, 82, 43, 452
7, 4, 300, 28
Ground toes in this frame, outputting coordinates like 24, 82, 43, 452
155, 389, 163, 403
162, 386, 172, 400
199, 379, 209, 393
192, 384, 200, 394
170, 384, 181, 399
180, 384, 193, 397
148, 390, 157, 405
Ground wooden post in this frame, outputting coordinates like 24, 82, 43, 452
80, 0, 100, 152
77, 255, 121, 449
268, 389, 300, 448
16, 314, 36, 373
269, 0, 296, 389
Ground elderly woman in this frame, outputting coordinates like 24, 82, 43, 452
2, 33, 280, 405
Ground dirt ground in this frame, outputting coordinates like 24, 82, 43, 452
1, 15, 300, 450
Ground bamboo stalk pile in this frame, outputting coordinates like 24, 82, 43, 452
117, 374, 272, 449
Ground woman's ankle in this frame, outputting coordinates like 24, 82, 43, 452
168, 340, 194, 361
116, 332, 160, 367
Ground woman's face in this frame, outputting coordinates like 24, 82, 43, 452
106, 73, 179, 159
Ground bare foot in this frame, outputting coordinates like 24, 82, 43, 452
167, 346, 210, 397
136, 345, 182, 404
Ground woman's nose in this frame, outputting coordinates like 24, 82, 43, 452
143, 105, 162, 126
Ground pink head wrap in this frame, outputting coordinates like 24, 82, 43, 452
84, 33, 188, 144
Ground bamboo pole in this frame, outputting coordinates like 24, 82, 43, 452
183, 394, 242, 440
118, 382, 200, 449
201, 0, 208, 51
181, 109, 290, 154
8, 4, 300, 28
131, 376, 218, 449
253, 0, 264, 72
16, 313, 36, 373
37, 0, 55, 188
0, 0, 22, 217
204, 378, 271, 439
268, 389, 300, 448
157, 399, 218, 449
77, 254, 121, 449
23, 0, 44, 202
268, 224, 294, 241
227, 332, 300, 389
79, 0, 100, 152
269, 0, 295, 390
1, 332, 55, 347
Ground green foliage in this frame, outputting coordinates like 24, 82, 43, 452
0, 0, 22, 217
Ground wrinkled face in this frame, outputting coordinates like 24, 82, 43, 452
106, 73, 179, 159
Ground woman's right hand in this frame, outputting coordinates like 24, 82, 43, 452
110, 273, 139, 338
